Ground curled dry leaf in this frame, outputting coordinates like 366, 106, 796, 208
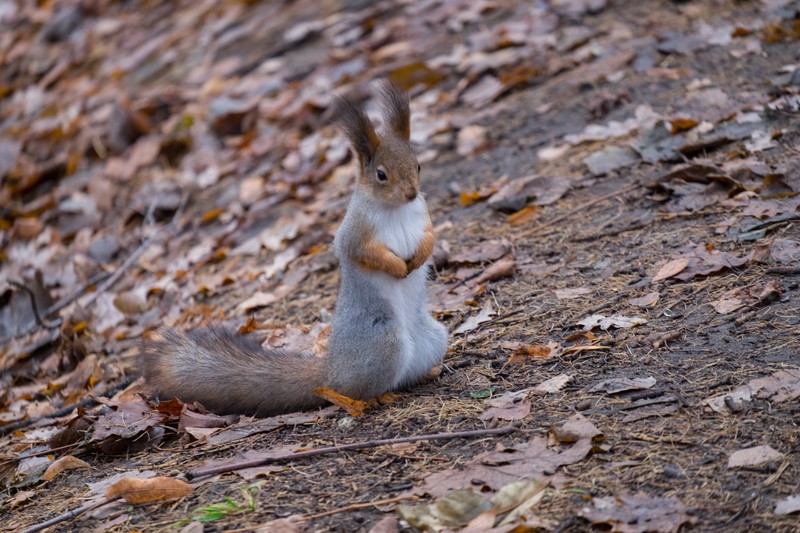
105, 475, 192, 504
474, 257, 516, 284
42, 456, 91, 481
507, 342, 562, 365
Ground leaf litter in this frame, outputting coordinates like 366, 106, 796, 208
2, 0, 800, 531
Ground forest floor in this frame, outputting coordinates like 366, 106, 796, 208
2, 0, 800, 531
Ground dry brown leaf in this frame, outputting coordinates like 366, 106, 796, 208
474, 257, 516, 284
313, 387, 367, 417
105, 476, 192, 504
451, 240, 510, 264
579, 492, 695, 532
507, 205, 538, 225
652, 258, 689, 282
552, 413, 603, 443
460, 190, 485, 206
42, 456, 91, 481
670, 117, 699, 133
507, 344, 554, 365
628, 292, 659, 308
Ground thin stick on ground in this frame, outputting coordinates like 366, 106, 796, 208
224, 495, 420, 532
520, 182, 640, 237
187, 425, 517, 480
80, 193, 188, 309
18, 497, 119, 533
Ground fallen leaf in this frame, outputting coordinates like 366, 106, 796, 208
728, 445, 784, 468
474, 257, 516, 284
579, 492, 695, 533
488, 174, 571, 212
532, 374, 573, 394
452, 240, 510, 264
555, 287, 592, 300
506, 343, 558, 365
628, 292, 659, 308
479, 401, 531, 421
411, 437, 590, 498
398, 479, 550, 532
105, 476, 193, 504
584, 146, 639, 176
774, 495, 800, 515
577, 314, 648, 331
460, 190, 485, 207
456, 125, 489, 157
670, 117, 699, 133
552, 413, 603, 443
748, 369, 800, 403
42, 456, 91, 481
507, 205, 538, 225
710, 281, 782, 315
590, 377, 657, 395
8, 490, 35, 507
711, 297, 745, 314
702, 385, 752, 414
454, 304, 495, 335
652, 258, 689, 282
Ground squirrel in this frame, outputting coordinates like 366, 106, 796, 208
140, 82, 448, 416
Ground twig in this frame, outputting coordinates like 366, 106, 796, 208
7, 280, 62, 329
81, 193, 188, 309
18, 497, 119, 533
299, 494, 418, 521
0, 375, 135, 437
520, 183, 640, 237
187, 425, 517, 480
224, 495, 420, 532
766, 266, 800, 275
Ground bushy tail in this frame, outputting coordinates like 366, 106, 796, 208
140, 325, 328, 416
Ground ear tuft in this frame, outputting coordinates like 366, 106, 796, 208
379, 81, 410, 140
331, 96, 379, 164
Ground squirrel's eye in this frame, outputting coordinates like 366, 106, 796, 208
417, 164, 421, 173
376, 169, 388, 183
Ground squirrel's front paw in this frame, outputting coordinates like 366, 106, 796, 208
386, 255, 409, 278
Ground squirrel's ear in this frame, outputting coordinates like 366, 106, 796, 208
379, 81, 410, 141
332, 96, 379, 164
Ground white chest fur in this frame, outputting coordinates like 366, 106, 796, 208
368, 196, 428, 260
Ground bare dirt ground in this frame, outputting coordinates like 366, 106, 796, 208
2, 0, 800, 532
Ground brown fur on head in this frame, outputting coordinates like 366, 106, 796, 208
332, 82, 420, 206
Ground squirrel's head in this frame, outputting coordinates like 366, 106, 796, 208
333, 82, 420, 206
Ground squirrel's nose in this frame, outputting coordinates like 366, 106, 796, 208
406, 190, 417, 201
